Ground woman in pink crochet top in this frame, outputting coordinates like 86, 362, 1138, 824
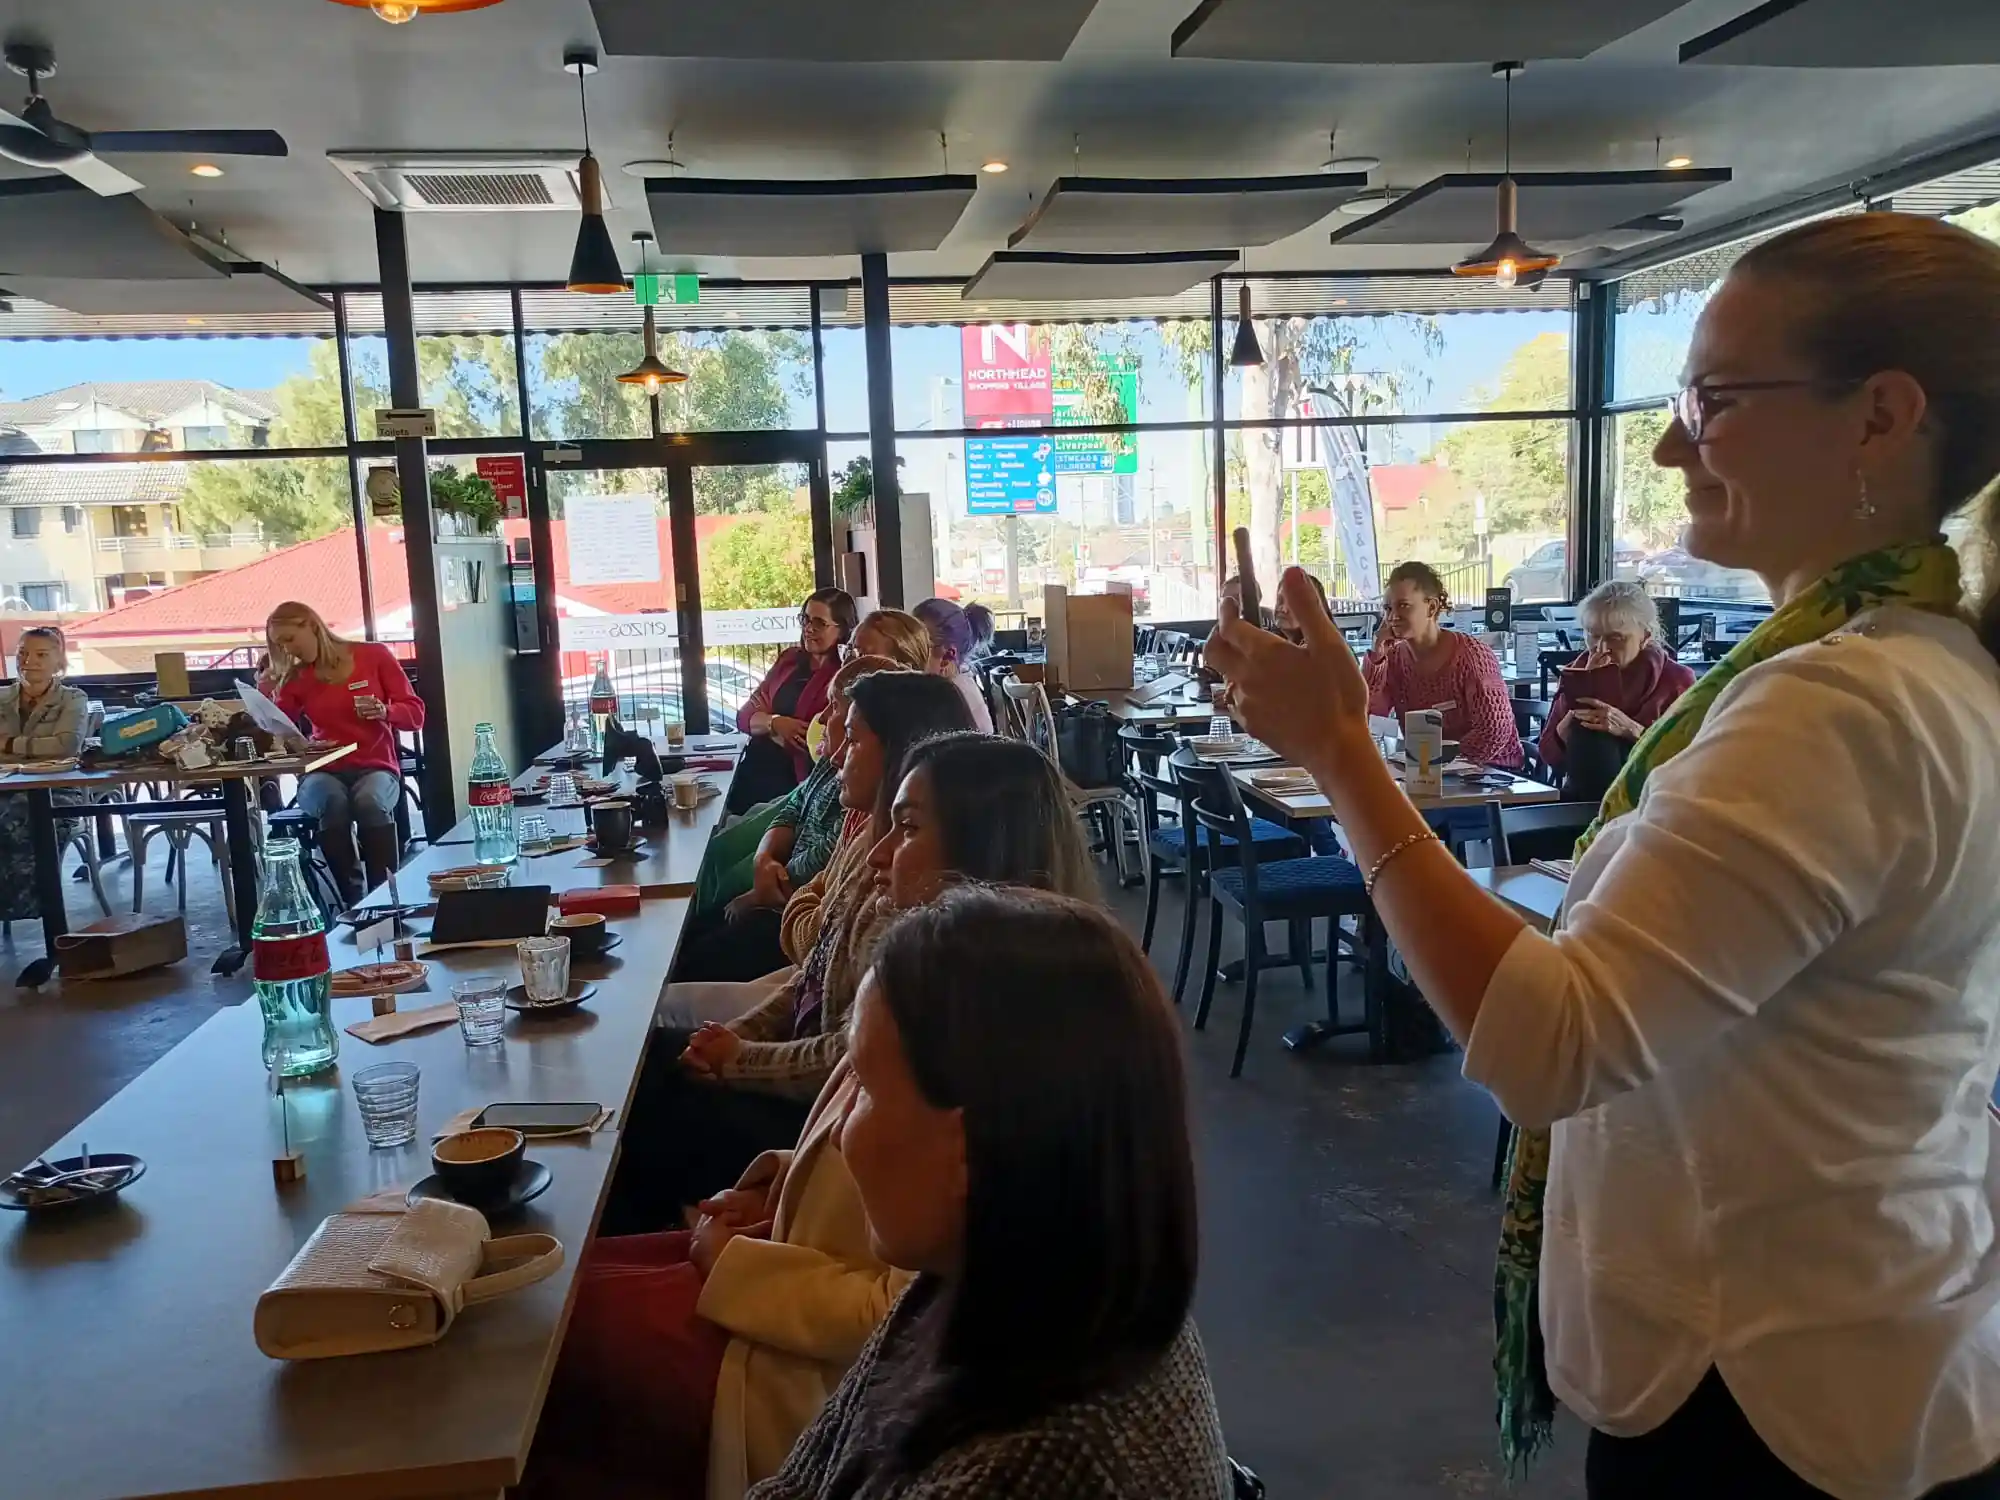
1361, 561, 1524, 769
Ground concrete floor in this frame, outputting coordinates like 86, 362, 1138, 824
0, 840, 1587, 1497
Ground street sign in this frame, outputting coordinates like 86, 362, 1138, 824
1052, 365, 1138, 476
966, 435, 1058, 515
374, 407, 437, 439
961, 324, 1052, 423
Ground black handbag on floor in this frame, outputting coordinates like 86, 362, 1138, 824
1048, 700, 1122, 789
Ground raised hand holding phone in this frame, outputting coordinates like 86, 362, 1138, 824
1232, 526, 1261, 628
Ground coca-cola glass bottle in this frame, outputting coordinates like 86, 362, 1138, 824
468, 721, 518, 866
588, 657, 617, 752
254, 838, 337, 1078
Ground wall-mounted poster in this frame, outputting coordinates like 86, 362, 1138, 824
565, 495, 662, 586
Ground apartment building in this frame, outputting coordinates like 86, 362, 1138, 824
0, 380, 278, 611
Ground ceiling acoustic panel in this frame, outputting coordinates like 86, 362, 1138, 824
1171, 0, 1688, 62
591, 0, 1101, 61
961, 251, 1240, 303
1680, 0, 2000, 66
1327, 169, 1733, 250
646, 176, 978, 258
0, 266, 332, 318
1009, 174, 1369, 254
0, 179, 228, 281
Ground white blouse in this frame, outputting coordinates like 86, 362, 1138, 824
1464, 606, 2000, 1500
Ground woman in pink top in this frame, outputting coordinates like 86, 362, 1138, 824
1362, 561, 1523, 769
267, 601, 424, 902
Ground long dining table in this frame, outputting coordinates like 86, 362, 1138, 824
0, 731, 742, 1500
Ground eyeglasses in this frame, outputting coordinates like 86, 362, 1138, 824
799, 612, 837, 631
1667, 379, 1860, 442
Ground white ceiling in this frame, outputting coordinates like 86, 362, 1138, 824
0, 0, 1994, 286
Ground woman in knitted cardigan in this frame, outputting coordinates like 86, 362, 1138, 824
750, 887, 1230, 1500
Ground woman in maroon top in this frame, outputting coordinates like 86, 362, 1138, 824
1539, 580, 1697, 800
730, 588, 856, 812
1361, 561, 1523, 769
266, 601, 424, 903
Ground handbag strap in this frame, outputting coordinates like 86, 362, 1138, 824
458, 1233, 564, 1307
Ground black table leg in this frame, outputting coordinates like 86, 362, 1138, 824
19, 788, 66, 987
213, 779, 261, 976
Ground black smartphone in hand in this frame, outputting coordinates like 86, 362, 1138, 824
1232, 527, 1260, 626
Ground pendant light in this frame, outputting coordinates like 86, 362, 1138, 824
617, 232, 688, 393
1453, 63, 1559, 289
327, 0, 505, 23
1228, 256, 1265, 368
564, 47, 625, 295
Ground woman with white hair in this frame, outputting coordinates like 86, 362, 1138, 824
1539, 580, 1696, 800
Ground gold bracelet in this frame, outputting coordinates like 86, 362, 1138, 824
1363, 829, 1441, 896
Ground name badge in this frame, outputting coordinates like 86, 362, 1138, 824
347, 680, 370, 692
1433, 700, 1458, 713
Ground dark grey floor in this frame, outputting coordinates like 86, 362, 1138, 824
0, 840, 1587, 1497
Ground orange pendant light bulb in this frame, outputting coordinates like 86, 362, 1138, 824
329, 0, 507, 20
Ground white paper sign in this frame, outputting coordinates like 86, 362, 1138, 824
565, 495, 662, 586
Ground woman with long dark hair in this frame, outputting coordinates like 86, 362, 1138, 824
1209, 213, 2000, 1498
605, 671, 970, 1236
522, 739, 1101, 1500
748, 886, 1228, 1499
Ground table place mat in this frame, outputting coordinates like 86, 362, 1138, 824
432, 1105, 615, 1141
345, 1000, 460, 1044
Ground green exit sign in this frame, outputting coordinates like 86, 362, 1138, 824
633, 272, 700, 306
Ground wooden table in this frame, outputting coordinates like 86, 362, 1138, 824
7, 744, 356, 988
1231, 761, 1559, 820
1465, 864, 1566, 933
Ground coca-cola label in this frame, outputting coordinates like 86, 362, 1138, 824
468, 781, 513, 807
255, 932, 329, 983
589, 695, 616, 714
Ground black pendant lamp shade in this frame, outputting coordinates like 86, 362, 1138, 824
566, 48, 625, 294
617, 236, 688, 390
1453, 64, 1559, 288
1228, 279, 1265, 367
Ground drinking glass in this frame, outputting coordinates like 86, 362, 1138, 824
517, 936, 571, 1006
351, 1061, 421, 1148
453, 975, 507, 1046
1208, 714, 1236, 740
517, 814, 552, 854
546, 771, 578, 806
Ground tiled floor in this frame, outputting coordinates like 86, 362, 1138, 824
0, 838, 1588, 1497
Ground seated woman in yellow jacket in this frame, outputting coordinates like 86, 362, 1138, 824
521, 733, 1101, 1500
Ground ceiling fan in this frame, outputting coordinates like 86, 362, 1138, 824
0, 39, 287, 197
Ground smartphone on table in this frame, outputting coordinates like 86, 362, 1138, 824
473, 1102, 603, 1136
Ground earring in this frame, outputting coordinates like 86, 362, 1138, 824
1854, 472, 1878, 520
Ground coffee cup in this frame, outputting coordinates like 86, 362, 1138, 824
664, 720, 686, 751
672, 773, 701, 811
551, 911, 609, 960
590, 798, 634, 853
431, 1127, 525, 1203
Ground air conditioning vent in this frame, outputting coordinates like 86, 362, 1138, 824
327, 151, 597, 213
403, 172, 557, 209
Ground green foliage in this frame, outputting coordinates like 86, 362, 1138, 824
831, 456, 904, 518
178, 340, 352, 544
1435, 331, 1572, 540
428, 465, 500, 529
1611, 407, 1683, 549
701, 506, 814, 610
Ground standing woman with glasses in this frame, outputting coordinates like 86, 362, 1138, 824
1208, 214, 2000, 1499
732, 588, 858, 812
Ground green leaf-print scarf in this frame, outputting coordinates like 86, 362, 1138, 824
1493, 539, 1966, 1473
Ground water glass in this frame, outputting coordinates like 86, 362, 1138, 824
517, 936, 571, 1006
546, 770, 578, 806
351, 1061, 421, 1148
517, 814, 552, 854
453, 975, 507, 1047
1208, 714, 1235, 740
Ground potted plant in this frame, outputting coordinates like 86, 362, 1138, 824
428, 465, 501, 537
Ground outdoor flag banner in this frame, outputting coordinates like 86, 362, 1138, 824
1304, 389, 1382, 602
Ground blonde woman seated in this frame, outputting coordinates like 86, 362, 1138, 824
0, 627, 90, 922
522, 734, 1100, 1500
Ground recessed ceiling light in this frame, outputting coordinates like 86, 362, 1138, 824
190, 163, 224, 178
980, 160, 1009, 175
1664, 156, 1693, 170
1322, 155, 1379, 175
622, 159, 683, 178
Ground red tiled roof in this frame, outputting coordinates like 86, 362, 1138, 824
68, 515, 740, 639
1283, 464, 1462, 538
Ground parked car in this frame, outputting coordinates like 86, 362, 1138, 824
562, 659, 762, 726
1502, 539, 1647, 602
1637, 548, 1769, 602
